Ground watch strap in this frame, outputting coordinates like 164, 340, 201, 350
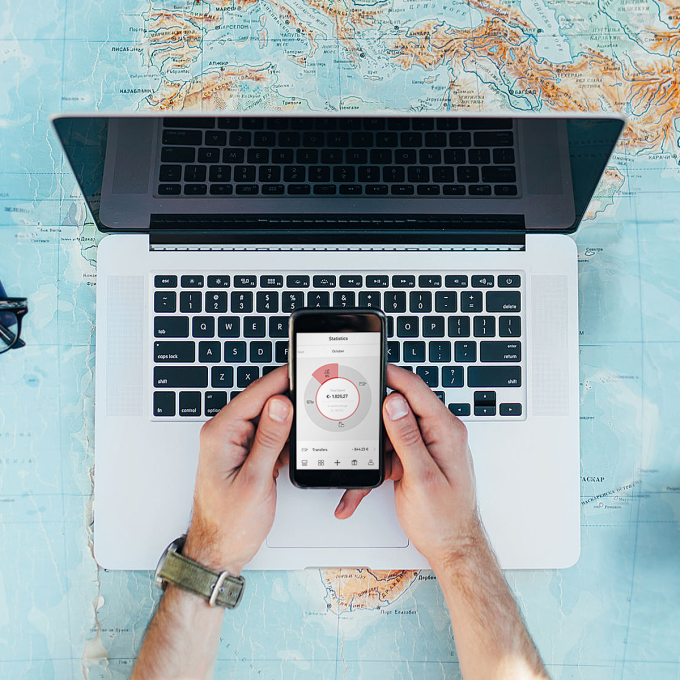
158, 550, 245, 609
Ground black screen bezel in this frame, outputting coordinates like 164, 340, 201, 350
289, 308, 386, 489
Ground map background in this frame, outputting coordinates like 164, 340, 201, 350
1, 0, 679, 677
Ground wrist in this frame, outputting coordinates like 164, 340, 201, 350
184, 529, 244, 576
428, 517, 492, 579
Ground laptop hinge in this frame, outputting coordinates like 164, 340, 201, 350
148, 214, 526, 251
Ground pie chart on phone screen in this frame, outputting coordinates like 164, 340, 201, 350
303, 363, 372, 432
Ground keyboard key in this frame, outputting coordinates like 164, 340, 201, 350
358, 292, 380, 308
234, 166, 256, 182
500, 403, 522, 416
493, 148, 515, 164
397, 317, 419, 337
162, 129, 202, 145
329, 289, 355, 309
217, 317, 240, 338
248, 148, 269, 164
153, 392, 175, 417
395, 149, 416, 164
308, 292, 330, 308
460, 291, 482, 313
288, 184, 311, 195
155, 315, 189, 338
179, 391, 201, 417
334, 167, 355, 182
250, 341, 272, 363
445, 275, 468, 288
473, 316, 496, 337
181, 275, 204, 288
154, 341, 195, 363
418, 275, 442, 288
224, 341, 247, 362
231, 292, 253, 313
313, 275, 336, 288
223, 149, 244, 163
486, 291, 521, 312
422, 317, 445, 337
211, 366, 234, 388
205, 131, 227, 146
448, 316, 470, 337
480, 341, 521, 362
198, 341, 221, 363
403, 341, 426, 362
408, 167, 430, 183
244, 317, 266, 337
161, 147, 195, 163
428, 341, 451, 362
391, 185, 414, 196
184, 165, 206, 182
467, 366, 521, 387
262, 366, 280, 376
205, 391, 228, 416
275, 341, 289, 364
257, 291, 279, 313
260, 275, 283, 288
474, 131, 513, 146
153, 275, 177, 289
269, 316, 289, 337
259, 166, 281, 182
154, 291, 176, 313
339, 275, 362, 288
433, 167, 455, 182
472, 275, 494, 288
482, 166, 516, 183
409, 291, 432, 313
205, 291, 228, 313
154, 366, 208, 388
449, 403, 471, 417
392, 275, 415, 288
475, 405, 496, 416
449, 131, 471, 147
417, 185, 440, 196
282, 292, 304, 311
435, 292, 457, 312
442, 366, 464, 387
499, 316, 521, 337
157, 184, 180, 195
468, 148, 490, 164
387, 341, 400, 362
461, 118, 512, 130
308, 165, 330, 181
159, 165, 181, 182
367, 275, 389, 288
416, 366, 438, 387
498, 275, 521, 288
444, 149, 466, 164
230, 131, 251, 146
207, 275, 230, 288
237, 366, 260, 388
287, 275, 310, 288
469, 185, 492, 196
209, 165, 231, 182
495, 184, 519, 197
180, 291, 202, 313
340, 185, 363, 195
383, 167, 405, 182
164, 117, 214, 128
384, 291, 406, 313
454, 341, 476, 362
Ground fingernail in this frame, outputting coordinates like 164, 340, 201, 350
386, 394, 409, 421
268, 398, 291, 423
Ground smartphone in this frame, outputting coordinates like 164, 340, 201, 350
288, 308, 386, 489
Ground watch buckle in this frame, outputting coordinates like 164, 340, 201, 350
209, 571, 231, 608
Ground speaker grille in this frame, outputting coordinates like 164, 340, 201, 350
531, 274, 569, 416
106, 276, 144, 416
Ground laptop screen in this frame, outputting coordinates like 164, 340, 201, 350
52, 113, 624, 241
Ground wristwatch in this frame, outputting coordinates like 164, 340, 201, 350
154, 535, 245, 609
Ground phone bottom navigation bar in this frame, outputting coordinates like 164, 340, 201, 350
297, 440, 378, 470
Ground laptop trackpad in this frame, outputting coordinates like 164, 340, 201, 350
267, 478, 409, 548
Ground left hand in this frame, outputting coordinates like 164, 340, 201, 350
183, 366, 292, 575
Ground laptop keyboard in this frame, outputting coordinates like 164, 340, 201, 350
151, 271, 525, 421
157, 117, 519, 199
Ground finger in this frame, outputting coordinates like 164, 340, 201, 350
335, 488, 372, 519
212, 366, 289, 429
386, 365, 451, 424
383, 392, 438, 480
242, 395, 293, 479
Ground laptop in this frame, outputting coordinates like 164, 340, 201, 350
52, 112, 624, 570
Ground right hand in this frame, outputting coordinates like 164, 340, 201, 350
382, 364, 483, 570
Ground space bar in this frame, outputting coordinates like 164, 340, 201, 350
154, 366, 208, 388
468, 366, 521, 387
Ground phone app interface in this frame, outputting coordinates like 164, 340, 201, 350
295, 332, 381, 470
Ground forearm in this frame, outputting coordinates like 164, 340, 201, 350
131, 585, 224, 680
432, 535, 550, 680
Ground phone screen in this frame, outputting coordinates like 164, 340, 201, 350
295, 332, 381, 471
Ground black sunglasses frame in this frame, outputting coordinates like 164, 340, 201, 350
0, 298, 28, 354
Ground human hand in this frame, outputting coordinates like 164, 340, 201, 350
183, 367, 292, 575
375, 365, 482, 569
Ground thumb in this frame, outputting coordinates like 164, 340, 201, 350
242, 395, 293, 479
383, 392, 436, 482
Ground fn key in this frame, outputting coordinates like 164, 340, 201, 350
153, 392, 175, 416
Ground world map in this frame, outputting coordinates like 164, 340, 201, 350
0, 0, 679, 677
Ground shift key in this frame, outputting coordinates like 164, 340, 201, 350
468, 366, 521, 387
154, 366, 208, 388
